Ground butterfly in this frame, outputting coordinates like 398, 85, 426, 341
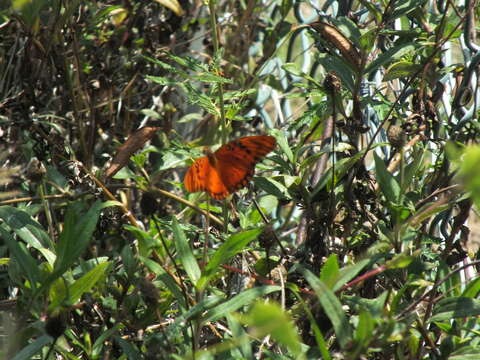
184, 135, 276, 199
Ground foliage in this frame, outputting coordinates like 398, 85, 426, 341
1, 0, 480, 359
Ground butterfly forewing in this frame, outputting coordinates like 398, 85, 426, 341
184, 135, 276, 199
214, 136, 276, 170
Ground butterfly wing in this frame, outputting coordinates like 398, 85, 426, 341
213, 135, 276, 193
184, 135, 276, 199
184, 156, 230, 199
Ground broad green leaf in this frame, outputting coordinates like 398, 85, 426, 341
197, 228, 263, 289
365, 43, 418, 75
48, 261, 111, 311
166, 295, 223, 337
203, 286, 281, 322
316, 53, 355, 91
408, 202, 450, 228
402, 148, 425, 192
271, 129, 293, 163
241, 301, 304, 358
141, 256, 187, 309
67, 262, 110, 305
320, 254, 340, 288
254, 177, 290, 199
458, 145, 480, 209
114, 337, 142, 360
438, 260, 461, 297
53, 201, 115, 278
313, 152, 364, 197
355, 311, 374, 344
385, 252, 415, 269
431, 297, 480, 322
374, 151, 400, 204
10, 335, 52, 360
282, 63, 321, 86
333, 259, 372, 292
226, 313, 252, 358
92, 323, 123, 358
0, 226, 40, 290
172, 217, 201, 285
288, 284, 331, 359
449, 347, 480, 359
462, 277, 480, 298
389, 0, 427, 20
302, 267, 353, 348
384, 61, 422, 81
359, 28, 376, 53
0, 206, 55, 264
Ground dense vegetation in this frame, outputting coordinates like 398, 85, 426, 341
1, 0, 480, 359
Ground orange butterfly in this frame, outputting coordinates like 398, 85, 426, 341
184, 135, 276, 199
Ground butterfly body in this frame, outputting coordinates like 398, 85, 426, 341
184, 135, 276, 199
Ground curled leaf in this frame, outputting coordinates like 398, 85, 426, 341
309, 21, 361, 70
152, 0, 185, 17
104, 127, 160, 180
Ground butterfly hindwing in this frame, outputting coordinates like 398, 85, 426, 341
184, 156, 209, 193
184, 156, 230, 199
215, 160, 254, 193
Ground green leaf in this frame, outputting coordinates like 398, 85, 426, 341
313, 151, 365, 197
385, 252, 416, 269
191, 72, 232, 84
203, 286, 281, 322
53, 201, 114, 278
333, 259, 371, 292
359, 28, 377, 53
302, 267, 353, 348
402, 148, 425, 192
114, 337, 142, 360
241, 301, 304, 358
320, 254, 340, 288
354, 311, 374, 345
462, 277, 480, 298
438, 260, 461, 297
316, 53, 355, 91
92, 323, 123, 358
365, 43, 418, 75
431, 297, 480, 322
50, 261, 111, 311
167, 295, 223, 336
146, 75, 180, 86
141, 256, 187, 309
373, 151, 400, 204
358, 0, 382, 23
0, 206, 55, 264
449, 348, 480, 359
458, 145, 480, 209
10, 335, 52, 360
254, 177, 290, 199
383, 61, 422, 81
226, 313, 252, 358
197, 228, 263, 289
0, 226, 40, 290
172, 217, 201, 286
388, 0, 427, 20
271, 129, 293, 163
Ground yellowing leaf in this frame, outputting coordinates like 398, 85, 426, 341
152, 0, 185, 16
